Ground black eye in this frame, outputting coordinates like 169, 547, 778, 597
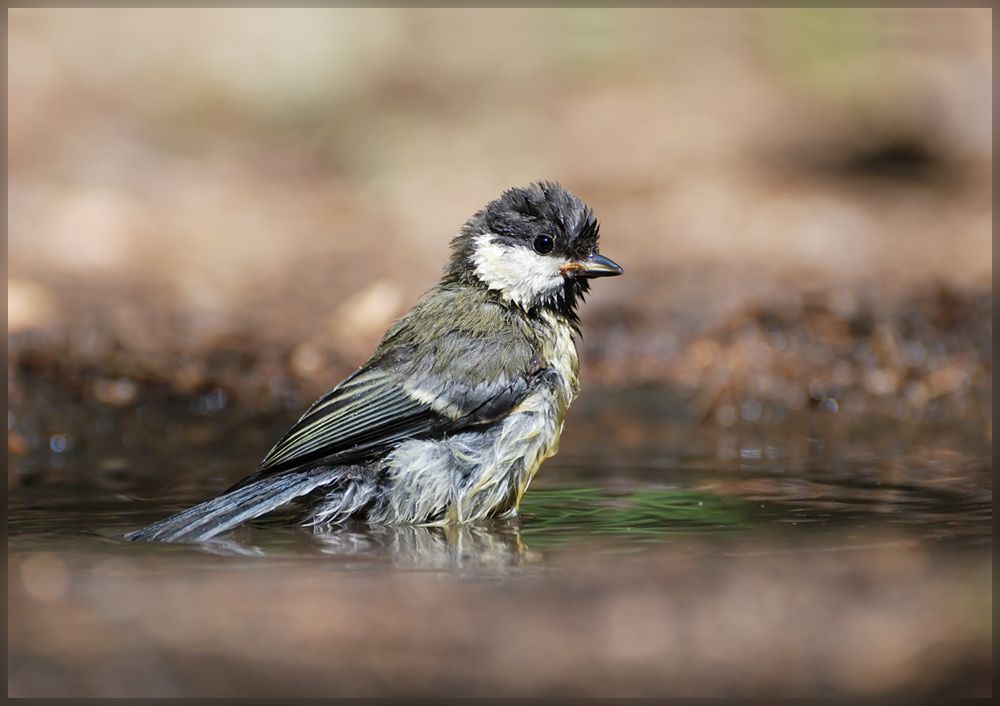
532, 234, 554, 254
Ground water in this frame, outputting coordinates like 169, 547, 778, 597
10, 428, 990, 558
7, 392, 992, 696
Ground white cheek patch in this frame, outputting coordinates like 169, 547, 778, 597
471, 233, 567, 308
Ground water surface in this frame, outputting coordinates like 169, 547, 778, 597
8, 392, 992, 696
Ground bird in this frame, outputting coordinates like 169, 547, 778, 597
125, 181, 622, 542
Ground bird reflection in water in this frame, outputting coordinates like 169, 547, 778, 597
185, 519, 537, 572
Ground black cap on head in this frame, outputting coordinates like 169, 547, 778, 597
482, 181, 601, 260
442, 182, 619, 323
447, 181, 603, 279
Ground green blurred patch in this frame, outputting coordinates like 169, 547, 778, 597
761, 8, 887, 104
519, 485, 745, 550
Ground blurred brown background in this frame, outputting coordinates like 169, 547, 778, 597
8, 7, 992, 433
7, 10, 993, 699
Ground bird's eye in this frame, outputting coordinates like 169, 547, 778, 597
533, 234, 554, 254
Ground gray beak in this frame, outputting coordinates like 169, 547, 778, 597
561, 253, 623, 279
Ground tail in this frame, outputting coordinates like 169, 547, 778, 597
124, 468, 343, 543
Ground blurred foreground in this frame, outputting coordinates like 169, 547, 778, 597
8, 533, 992, 697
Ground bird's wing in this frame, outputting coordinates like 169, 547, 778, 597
248, 338, 542, 483
252, 366, 446, 476
231, 286, 549, 491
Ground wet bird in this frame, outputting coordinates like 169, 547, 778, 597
126, 181, 622, 542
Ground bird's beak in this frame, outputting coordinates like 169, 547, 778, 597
561, 253, 623, 279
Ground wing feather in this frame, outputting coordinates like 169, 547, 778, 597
254, 369, 442, 475
236, 287, 548, 487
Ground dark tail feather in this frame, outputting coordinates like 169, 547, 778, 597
124, 468, 341, 543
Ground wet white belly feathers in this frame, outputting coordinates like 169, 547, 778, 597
372, 310, 579, 524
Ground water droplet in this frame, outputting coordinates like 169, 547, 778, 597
49, 433, 73, 453
741, 399, 762, 422
193, 388, 228, 415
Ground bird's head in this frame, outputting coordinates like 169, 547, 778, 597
444, 181, 622, 317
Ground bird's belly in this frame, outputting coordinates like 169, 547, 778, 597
373, 384, 573, 525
